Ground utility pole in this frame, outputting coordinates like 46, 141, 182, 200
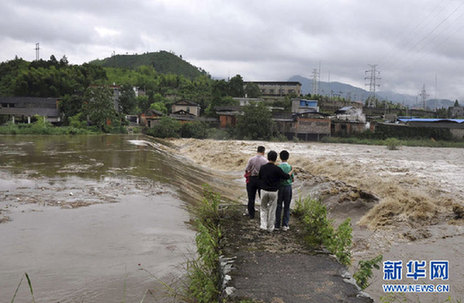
365, 64, 380, 107
419, 84, 429, 110
311, 68, 320, 96
35, 43, 40, 61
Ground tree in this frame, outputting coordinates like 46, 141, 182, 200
60, 94, 84, 122
229, 74, 244, 97
149, 102, 168, 114
181, 121, 207, 138
83, 86, 117, 130
146, 116, 181, 138
244, 82, 261, 98
118, 84, 137, 114
236, 102, 275, 140
454, 100, 460, 107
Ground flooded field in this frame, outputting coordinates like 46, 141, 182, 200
0, 135, 219, 303
167, 138, 464, 302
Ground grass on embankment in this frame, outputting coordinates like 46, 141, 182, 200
321, 136, 464, 148
0, 122, 128, 135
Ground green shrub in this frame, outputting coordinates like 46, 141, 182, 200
145, 116, 181, 138
294, 196, 352, 265
354, 255, 383, 290
181, 121, 208, 139
385, 137, 401, 150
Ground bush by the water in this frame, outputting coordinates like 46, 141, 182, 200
294, 196, 352, 265
0, 118, 94, 135
145, 116, 182, 138
353, 255, 383, 290
385, 137, 401, 150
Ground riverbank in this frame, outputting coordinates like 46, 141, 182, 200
165, 138, 464, 302
220, 204, 372, 303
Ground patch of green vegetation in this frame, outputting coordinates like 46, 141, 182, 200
185, 185, 222, 303
90, 51, 206, 79
0, 121, 95, 135
385, 137, 401, 150
321, 136, 464, 148
353, 254, 383, 290
294, 196, 352, 265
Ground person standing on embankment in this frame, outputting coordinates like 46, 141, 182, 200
275, 150, 294, 231
245, 146, 268, 219
258, 150, 293, 232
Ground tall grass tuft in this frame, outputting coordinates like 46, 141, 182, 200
10, 273, 36, 303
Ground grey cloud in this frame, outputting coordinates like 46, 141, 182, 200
1, 0, 464, 100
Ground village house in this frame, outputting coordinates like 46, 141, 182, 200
291, 99, 319, 113
450, 105, 464, 118
0, 96, 61, 124
215, 105, 241, 128
291, 112, 331, 141
139, 109, 164, 128
244, 81, 302, 97
396, 118, 464, 140
171, 100, 201, 117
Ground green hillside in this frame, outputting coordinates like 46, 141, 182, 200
89, 51, 207, 79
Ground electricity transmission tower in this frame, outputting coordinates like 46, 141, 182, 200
419, 84, 429, 110
311, 68, 320, 96
35, 43, 40, 61
365, 64, 381, 107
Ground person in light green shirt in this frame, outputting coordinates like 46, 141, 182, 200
275, 150, 294, 231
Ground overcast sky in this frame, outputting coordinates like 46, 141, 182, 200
1, 0, 464, 100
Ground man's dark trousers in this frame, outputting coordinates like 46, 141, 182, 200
275, 184, 292, 228
246, 176, 260, 218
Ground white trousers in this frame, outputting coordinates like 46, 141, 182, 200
260, 190, 278, 232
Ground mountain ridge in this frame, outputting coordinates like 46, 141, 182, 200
89, 51, 207, 79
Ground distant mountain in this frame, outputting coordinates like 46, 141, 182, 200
90, 51, 207, 79
289, 75, 453, 109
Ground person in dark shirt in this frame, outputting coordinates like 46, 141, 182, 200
258, 150, 292, 232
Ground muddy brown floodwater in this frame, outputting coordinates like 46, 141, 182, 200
166, 138, 464, 303
0, 135, 225, 303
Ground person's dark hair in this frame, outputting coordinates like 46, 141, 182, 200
257, 146, 265, 153
267, 150, 277, 162
280, 150, 289, 161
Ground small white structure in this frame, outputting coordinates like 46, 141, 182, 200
335, 106, 366, 123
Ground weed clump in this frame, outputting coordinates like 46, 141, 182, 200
353, 254, 383, 290
294, 196, 352, 265
186, 185, 222, 303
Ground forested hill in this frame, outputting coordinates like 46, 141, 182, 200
90, 51, 207, 79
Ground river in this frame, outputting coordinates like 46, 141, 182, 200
0, 134, 213, 303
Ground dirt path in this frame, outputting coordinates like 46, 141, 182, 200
220, 205, 372, 303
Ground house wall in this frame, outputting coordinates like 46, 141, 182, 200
331, 121, 366, 136
292, 118, 331, 135
450, 129, 464, 139
291, 99, 319, 113
172, 105, 200, 116
245, 82, 301, 96
219, 115, 237, 128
